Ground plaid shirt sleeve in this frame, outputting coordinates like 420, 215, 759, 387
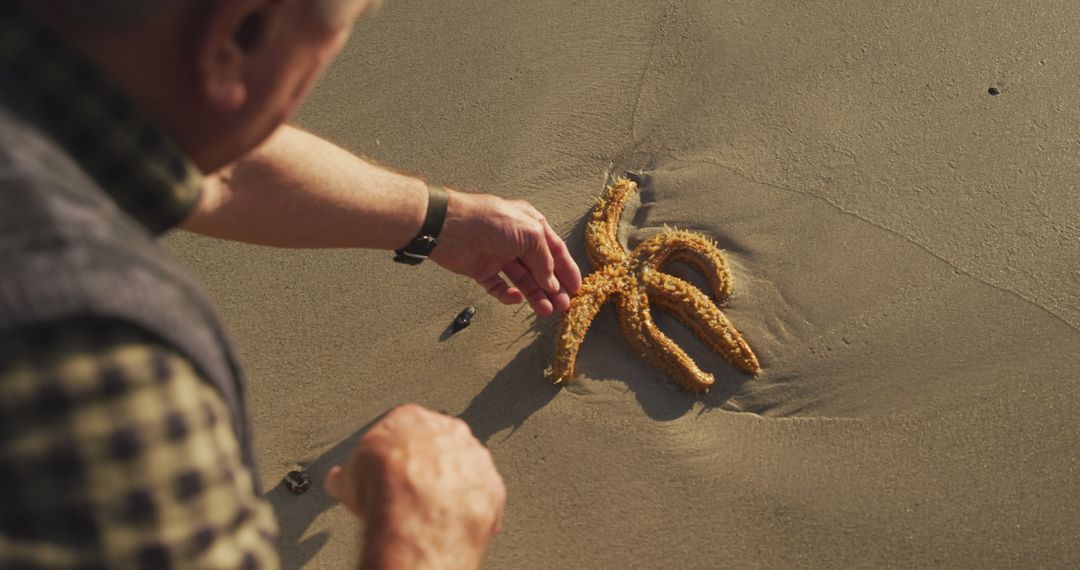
0, 318, 279, 569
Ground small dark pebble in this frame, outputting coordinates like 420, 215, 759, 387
283, 470, 311, 495
451, 306, 477, 333
988, 86, 1001, 96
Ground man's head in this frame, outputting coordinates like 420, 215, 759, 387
29, 0, 379, 172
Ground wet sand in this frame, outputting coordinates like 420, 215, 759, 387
167, 0, 1080, 567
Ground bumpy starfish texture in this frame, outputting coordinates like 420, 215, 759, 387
548, 177, 760, 393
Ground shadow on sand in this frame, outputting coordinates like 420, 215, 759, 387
268, 317, 752, 569
267, 171, 752, 566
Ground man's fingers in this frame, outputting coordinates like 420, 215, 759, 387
325, 465, 343, 500
478, 274, 524, 305
519, 220, 559, 293
548, 288, 572, 314
545, 220, 582, 295
503, 260, 554, 316
325, 465, 364, 517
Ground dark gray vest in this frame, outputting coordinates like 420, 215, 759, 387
0, 95, 258, 487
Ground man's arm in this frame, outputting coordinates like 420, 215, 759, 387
181, 126, 582, 316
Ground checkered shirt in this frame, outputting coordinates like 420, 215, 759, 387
0, 2, 280, 568
0, 320, 279, 569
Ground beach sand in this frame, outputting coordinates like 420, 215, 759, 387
167, 1, 1080, 567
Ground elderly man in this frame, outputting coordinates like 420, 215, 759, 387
0, 0, 581, 568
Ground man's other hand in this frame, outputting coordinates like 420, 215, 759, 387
325, 404, 506, 570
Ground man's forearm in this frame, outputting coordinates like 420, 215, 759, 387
181, 125, 429, 250
361, 530, 486, 570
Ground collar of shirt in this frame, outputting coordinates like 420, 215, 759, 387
0, 1, 203, 235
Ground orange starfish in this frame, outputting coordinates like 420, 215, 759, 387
548, 177, 760, 393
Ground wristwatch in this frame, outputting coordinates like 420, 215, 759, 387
393, 184, 449, 265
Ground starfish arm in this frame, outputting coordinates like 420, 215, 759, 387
633, 229, 735, 304
548, 266, 623, 385
615, 281, 717, 394
584, 178, 637, 267
644, 271, 761, 375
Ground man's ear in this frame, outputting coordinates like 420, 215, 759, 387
196, 0, 271, 111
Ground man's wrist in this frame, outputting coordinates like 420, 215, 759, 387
393, 184, 449, 265
361, 523, 485, 570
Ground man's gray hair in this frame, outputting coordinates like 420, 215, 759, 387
50, 0, 367, 30
48, 0, 181, 28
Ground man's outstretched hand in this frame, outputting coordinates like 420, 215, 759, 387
186, 127, 581, 317
431, 190, 582, 317
326, 405, 506, 570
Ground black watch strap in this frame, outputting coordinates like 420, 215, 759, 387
393, 184, 449, 265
